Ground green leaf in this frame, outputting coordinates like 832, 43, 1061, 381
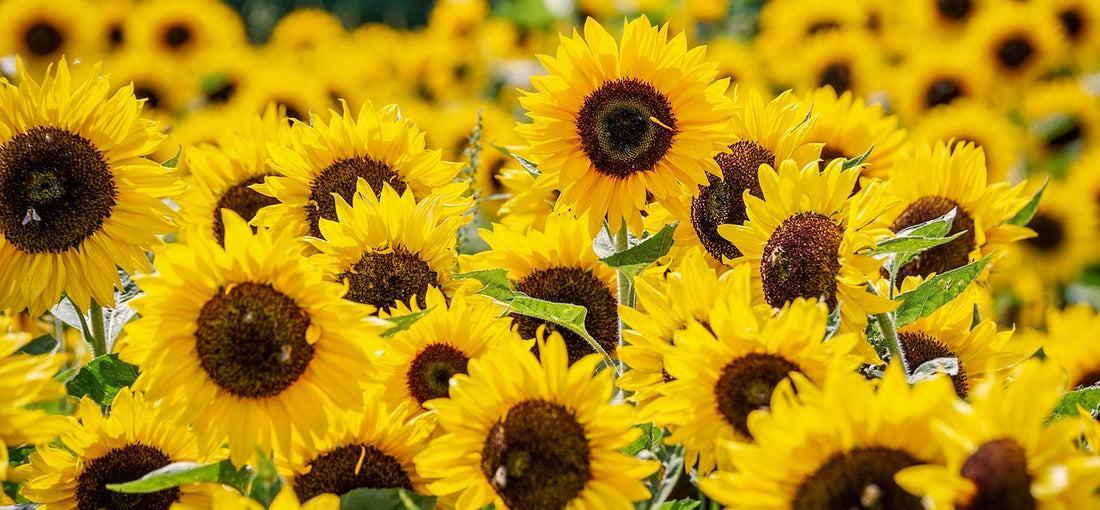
661, 501, 701, 510
0, 503, 41, 509
621, 423, 661, 456
1007, 178, 1049, 226
894, 207, 956, 239
106, 460, 251, 494
599, 223, 677, 280
200, 73, 230, 96
510, 297, 589, 340
1049, 387, 1100, 422
867, 232, 964, 258
640, 444, 685, 510
340, 488, 437, 510
824, 305, 842, 341
893, 253, 994, 327
16, 334, 58, 355
454, 268, 516, 303
490, 143, 541, 178
381, 307, 434, 338
160, 147, 181, 169
870, 208, 960, 274
65, 354, 139, 406
841, 144, 874, 170
246, 448, 282, 508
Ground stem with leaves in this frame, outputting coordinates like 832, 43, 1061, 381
868, 285, 909, 374
88, 299, 108, 358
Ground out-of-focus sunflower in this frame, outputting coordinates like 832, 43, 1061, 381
659, 292, 870, 473
91, 0, 133, 52
374, 287, 528, 412
999, 179, 1097, 285
124, 0, 246, 64
463, 212, 619, 365
876, 140, 1032, 282
188, 46, 258, 112
106, 49, 190, 162
428, 0, 489, 39
0, 60, 182, 316
720, 158, 896, 332
901, 0, 988, 38
21, 388, 219, 510
755, 0, 866, 71
0, 314, 68, 449
896, 360, 1100, 508
117, 212, 388, 466
255, 102, 469, 240
965, 2, 1068, 88
889, 45, 992, 122
305, 185, 465, 314
1039, 304, 1100, 390
700, 364, 957, 509
231, 51, 331, 123
417, 32, 490, 104
415, 334, 658, 510
1021, 79, 1100, 165
909, 99, 1026, 182
0, 0, 103, 76
1037, 0, 1100, 68
704, 39, 768, 98
269, 8, 346, 55
516, 16, 736, 236
796, 86, 907, 181
784, 29, 885, 98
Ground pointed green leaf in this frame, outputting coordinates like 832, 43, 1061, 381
454, 268, 516, 302
620, 423, 660, 456
509, 297, 589, 338
661, 501, 701, 510
381, 307, 434, 338
106, 460, 251, 494
340, 488, 437, 510
599, 223, 677, 280
1049, 387, 1100, 422
161, 147, 181, 169
894, 207, 956, 239
893, 253, 994, 327
65, 354, 139, 406
1007, 178, 1049, 226
490, 143, 541, 178
867, 232, 964, 257
17, 334, 59, 355
841, 144, 874, 170
246, 448, 282, 507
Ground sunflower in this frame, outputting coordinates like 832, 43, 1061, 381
124, 0, 246, 64
283, 400, 435, 502
496, 166, 559, 233
901, 0, 988, 38
965, 2, 1068, 88
796, 86, 907, 181
895, 359, 1100, 508
0, 60, 182, 316
646, 88, 822, 268
415, 333, 658, 510
1021, 79, 1100, 165
719, 158, 896, 332
305, 185, 465, 314
106, 49, 190, 161
1039, 304, 1100, 390
699, 364, 957, 509
373, 287, 529, 412
212, 486, 339, 510
754, 0, 866, 78
93, 0, 133, 52
888, 44, 992, 122
659, 293, 870, 474
231, 51, 332, 123
1037, 0, 1100, 68
188, 46, 258, 112
516, 15, 736, 236
462, 212, 620, 365
876, 140, 1033, 282
701, 39, 768, 99
175, 104, 291, 245
0, 314, 69, 447
997, 179, 1097, 285
909, 99, 1026, 182
268, 8, 347, 55
117, 211, 389, 466
783, 29, 885, 98
21, 388, 219, 510
0, 0, 103, 76
254, 101, 470, 240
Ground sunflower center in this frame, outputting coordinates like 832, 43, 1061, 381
690, 141, 775, 262
277, 101, 306, 122
211, 175, 279, 246
307, 155, 406, 238
761, 212, 843, 310
24, 22, 64, 55
133, 85, 163, 111
714, 353, 803, 438
897, 331, 969, 397
1073, 368, 1100, 389
207, 80, 238, 104
1023, 213, 1063, 252
481, 399, 591, 510
1060, 9, 1084, 40
195, 282, 314, 398
293, 443, 413, 503
108, 25, 124, 47
936, 0, 971, 21
959, 438, 1035, 510
338, 247, 438, 313
926, 78, 963, 108
997, 37, 1034, 69
792, 447, 924, 509
164, 25, 192, 48
0, 126, 117, 254
576, 77, 677, 179
807, 21, 841, 35
1045, 117, 1083, 150
75, 443, 179, 510
406, 343, 470, 405
512, 266, 619, 365
819, 63, 852, 93
890, 196, 976, 281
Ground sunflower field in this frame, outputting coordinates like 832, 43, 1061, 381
1, 0, 1100, 508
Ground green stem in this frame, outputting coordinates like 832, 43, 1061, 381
88, 299, 108, 358
615, 223, 635, 309
867, 285, 909, 374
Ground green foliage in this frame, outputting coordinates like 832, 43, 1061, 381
1049, 387, 1100, 423
340, 488, 438, 510
893, 253, 994, 327
65, 355, 139, 406
1006, 178, 1048, 226
381, 307, 434, 338
868, 208, 959, 278
621, 423, 661, 456
106, 460, 250, 494
824, 305, 842, 341
841, 145, 874, 170
599, 223, 677, 280
16, 335, 58, 355
160, 147, 181, 169
453, 268, 514, 302
247, 448, 283, 507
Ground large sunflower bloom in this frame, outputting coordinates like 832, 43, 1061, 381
516, 16, 736, 236
21, 388, 220, 510
117, 212, 389, 466
0, 60, 182, 316
415, 334, 657, 510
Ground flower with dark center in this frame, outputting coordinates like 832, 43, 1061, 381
1059, 9, 1084, 41
997, 37, 1034, 68
937, 0, 972, 21
957, 439, 1036, 510
164, 24, 192, 48
512, 266, 618, 365
294, 444, 414, 502
793, 447, 925, 509
926, 78, 963, 108
1024, 213, 1064, 252
24, 21, 64, 55
108, 25, 123, 47
690, 141, 775, 262
133, 85, 163, 111
807, 20, 841, 35
1045, 118, 1083, 150
714, 353, 803, 438
890, 196, 976, 281
405, 343, 470, 404
306, 155, 406, 238
819, 63, 852, 93
211, 175, 280, 246
339, 247, 438, 313
278, 102, 305, 122
576, 77, 677, 179
898, 331, 969, 397
206, 80, 238, 104
761, 212, 843, 310
76, 443, 179, 510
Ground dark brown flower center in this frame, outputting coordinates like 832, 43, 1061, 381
1023, 212, 1064, 253
576, 77, 677, 179
926, 78, 963, 108
690, 141, 775, 262
207, 80, 238, 105
819, 63, 852, 94
133, 85, 163, 111
406, 343, 470, 405
807, 20, 841, 35
24, 21, 64, 55
1073, 368, 1100, 389
997, 37, 1034, 69
307, 155, 406, 238
959, 438, 1035, 510
277, 101, 306, 122
890, 196, 976, 281
211, 174, 280, 246
512, 266, 618, 365
294, 443, 413, 502
75, 443, 179, 510
714, 353, 803, 438
793, 447, 924, 510
0, 126, 117, 254
761, 212, 843, 310
164, 24, 192, 48
108, 24, 124, 47
338, 246, 438, 314
898, 331, 969, 397
481, 399, 591, 510
937, 0, 972, 21
195, 282, 314, 398
1060, 9, 1084, 40
1045, 117, 1083, 150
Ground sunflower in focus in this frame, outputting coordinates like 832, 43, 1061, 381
517, 16, 736, 236
700, 364, 957, 509
966, 2, 1068, 87
896, 360, 1100, 508
909, 99, 1025, 182
21, 388, 219, 510
0, 60, 182, 316
1040, 304, 1100, 390
117, 212, 389, 466
796, 86, 907, 181
0, 0, 103, 76
720, 158, 896, 332
125, 0, 246, 64
415, 333, 657, 510
255, 102, 470, 240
